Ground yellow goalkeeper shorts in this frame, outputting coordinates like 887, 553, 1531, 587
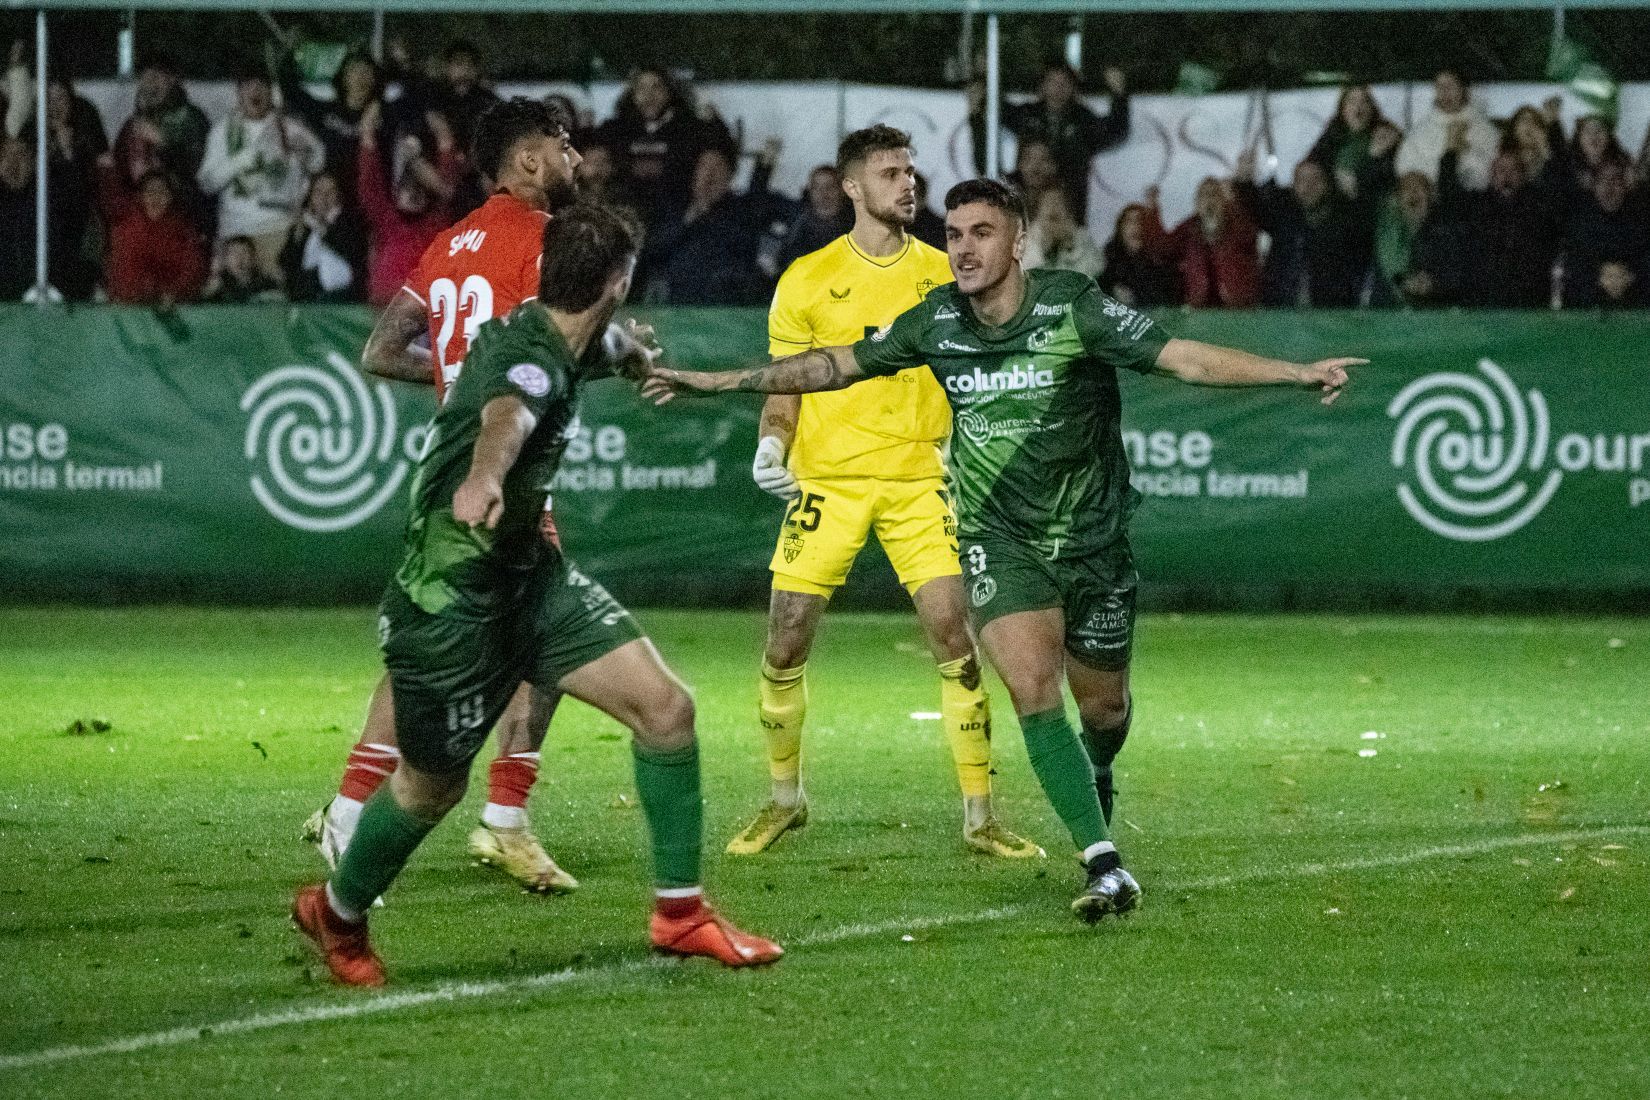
769, 475, 961, 596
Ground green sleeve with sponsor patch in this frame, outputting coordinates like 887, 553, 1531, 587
1070, 283, 1171, 375
850, 298, 932, 379
470, 316, 574, 418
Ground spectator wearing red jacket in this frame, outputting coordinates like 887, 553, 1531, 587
1143, 176, 1261, 307
101, 163, 206, 305
356, 100, 462, 307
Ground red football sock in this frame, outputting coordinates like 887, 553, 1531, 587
487, 752, 540, 810
654, 888, 706, 920
338, 742, 400, 804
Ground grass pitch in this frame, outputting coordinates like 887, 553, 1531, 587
1, 607, 1647, 1099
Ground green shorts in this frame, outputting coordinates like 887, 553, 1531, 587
959, 534, 1138, 671
378, 556, 642, 773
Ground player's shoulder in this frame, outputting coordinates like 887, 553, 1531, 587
870, 279, 955, 345
458, 191, 546, 230
447, 194, 543, 247
472, 303, 562, 365
1029, 266, 1100, 305
411, 196, 546, 296
776, 235, 851, 289
917, 279, 965, 321
907, 237, 952, 273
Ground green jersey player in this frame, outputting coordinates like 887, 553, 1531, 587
642, 178, 1360, 920
293, 204, 782, 984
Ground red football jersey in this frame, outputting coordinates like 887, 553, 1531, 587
403, 191, 548, 400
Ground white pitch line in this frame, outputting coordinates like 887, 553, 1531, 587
2, 824, 1643, 1073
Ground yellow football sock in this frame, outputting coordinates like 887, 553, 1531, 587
938, 655, 992, 800
758, 660, 807, 804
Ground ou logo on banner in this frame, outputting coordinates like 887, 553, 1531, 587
1386, 359, 1563, 542
242, 354, 421, 533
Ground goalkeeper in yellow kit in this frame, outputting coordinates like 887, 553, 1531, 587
726, 125, 1040, 859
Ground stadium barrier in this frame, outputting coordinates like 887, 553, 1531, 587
1, 305, 1645, 606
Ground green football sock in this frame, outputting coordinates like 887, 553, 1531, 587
1081, 700, 1132, 827
331, 786, 437, 916
632, 742, 703, 889
1020, 707, 1108, 851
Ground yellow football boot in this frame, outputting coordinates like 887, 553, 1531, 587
964, 816, 1045, 859
724, 798, 809, 855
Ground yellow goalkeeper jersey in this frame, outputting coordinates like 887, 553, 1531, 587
768, 234, 953, 480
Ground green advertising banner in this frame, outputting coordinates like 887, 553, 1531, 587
0, 305, 1645, 604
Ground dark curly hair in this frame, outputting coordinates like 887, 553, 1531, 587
471, 97, 572, 183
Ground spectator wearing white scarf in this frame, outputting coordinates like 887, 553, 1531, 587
1396, 69, 1501, 192
198, 66, 324, 280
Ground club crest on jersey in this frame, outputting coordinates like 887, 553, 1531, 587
916, 278, 938, 298
1027, 327, 1053, 351
507, 363, 551, 397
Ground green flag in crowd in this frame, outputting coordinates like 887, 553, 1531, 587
1546, 32, 1618, 120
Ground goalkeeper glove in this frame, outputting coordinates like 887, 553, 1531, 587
752, 436, 800, 500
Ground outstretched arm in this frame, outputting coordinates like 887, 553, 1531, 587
453, 395, 538, 529
599, 318, 664, 381
363, 289, 434, 384
640, 345, 863, 403
1154, 338, 1363, 406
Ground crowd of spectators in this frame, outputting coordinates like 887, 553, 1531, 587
1078, 71, 1650, 310
0, 40, 1647, 311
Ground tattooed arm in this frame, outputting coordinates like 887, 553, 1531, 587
362, 289, 435, 384
758, 393, 800, 448
640, 346, 863, 403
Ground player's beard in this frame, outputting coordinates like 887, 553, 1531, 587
868, 195, 916, 232
546, 174, 579, 213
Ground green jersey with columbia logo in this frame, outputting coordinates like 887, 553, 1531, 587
852, 268, 1170, 559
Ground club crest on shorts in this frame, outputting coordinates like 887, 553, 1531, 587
969, 575, 997, 608
782, 530, 805, 563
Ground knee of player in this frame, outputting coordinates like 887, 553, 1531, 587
1076, 693, 1131, 732
1001, 672, 1063, 717
763, 615, 817, 668
634, 687, 697, 750
763, 638, 810, 670
932, 618, 975, 663
764, 594, 822, 666
392, 766, 468, 820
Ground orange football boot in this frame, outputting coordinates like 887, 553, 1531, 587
292, 884, 387, 987
649, 901, 783, 967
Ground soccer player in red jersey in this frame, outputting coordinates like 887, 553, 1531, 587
304, 98, 585, 895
